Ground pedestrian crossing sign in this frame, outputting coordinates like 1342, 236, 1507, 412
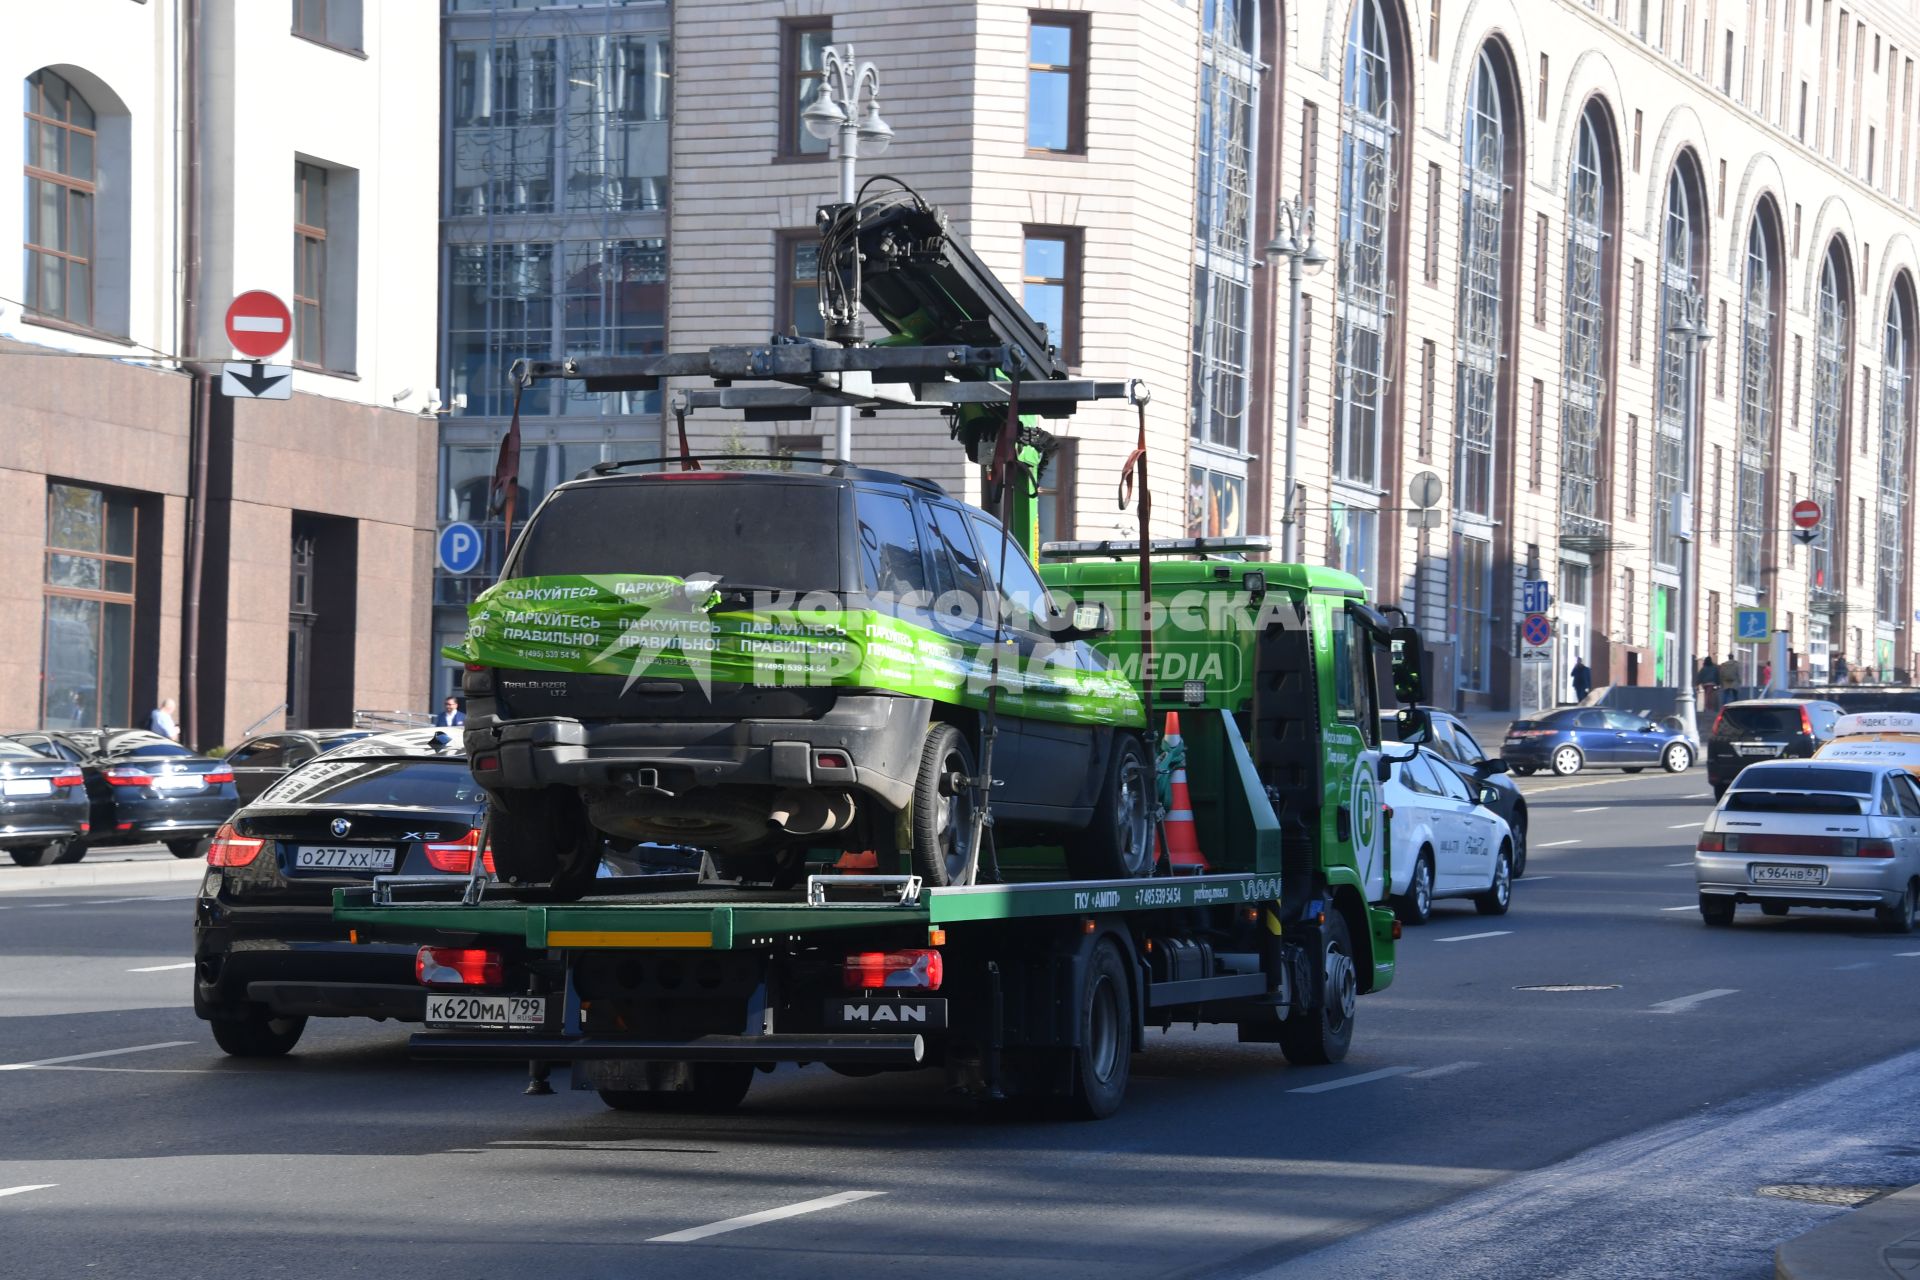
1735, 608, 1770, 644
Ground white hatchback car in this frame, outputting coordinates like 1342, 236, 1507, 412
1695, 760, 1920, 931
1376, 746, 1515, 925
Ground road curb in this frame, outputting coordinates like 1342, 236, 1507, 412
1775, 1183, 1920, 1279
0, 858, 208, 894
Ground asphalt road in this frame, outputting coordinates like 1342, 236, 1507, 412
2, 770, 1918, 1278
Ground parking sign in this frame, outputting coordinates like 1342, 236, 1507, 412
438, 521, 484, 575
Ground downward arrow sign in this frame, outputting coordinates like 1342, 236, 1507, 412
232, 362, 289, 397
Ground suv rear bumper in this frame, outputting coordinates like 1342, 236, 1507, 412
468, 694, 932, 811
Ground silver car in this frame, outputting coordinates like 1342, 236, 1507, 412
1694, 761, 1920, 931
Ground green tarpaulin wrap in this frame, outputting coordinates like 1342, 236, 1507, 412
443, 574, 1144, 729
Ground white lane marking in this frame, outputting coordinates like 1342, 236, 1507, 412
1688, 792, 1715, 799
1660, 905, 1702, 911
1514, 875, 1556, 882
1539, 839, 1583, 847
15, 1066, 215, 1075
1287, 1065, 1418, 1094
1410, 1061, 1482, 1080
0, 1041, 193, 1071
1648, 988, 1738, 1014
0, 1185, 55, 1200
1667, 862, 1696, 867
1436, 931, 1513, 943
1898, 951, 1920, 957
1668, 822, 1703, 829
647, 1190, 885, 1244
125, 962, 194, 973
1573, 806, 1608, 813
1834, 962, 1875, 970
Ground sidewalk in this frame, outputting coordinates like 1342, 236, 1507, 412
0, 853, 208, 894
1775, 1183, 1920, 1278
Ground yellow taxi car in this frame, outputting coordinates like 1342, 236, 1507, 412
1813, 712, 1920, 778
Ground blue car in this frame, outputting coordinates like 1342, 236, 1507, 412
1502, 707, 1696, 777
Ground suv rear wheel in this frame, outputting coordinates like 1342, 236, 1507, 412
1065, 734, 1154, 881
910, 723, 978, 888
488, 787, 599, 900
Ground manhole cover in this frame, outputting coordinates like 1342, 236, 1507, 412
1756, 1184, 1899, 1206
1514, 983, 1622, 992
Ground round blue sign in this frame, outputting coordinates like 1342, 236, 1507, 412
437, 521, 484, 575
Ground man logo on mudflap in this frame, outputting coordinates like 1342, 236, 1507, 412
841, 1003, 929, 1023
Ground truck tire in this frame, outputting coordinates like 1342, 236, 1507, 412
207, 1010, 306, 1058
1393, 851, 1434, 925
1277, 911, 1356, 1067
910, 723, 978, 887
1065, 733, 1154, 881
1061, 938, 1132, 1120
488, 787, 598, 901
598, 1063, 754, 1113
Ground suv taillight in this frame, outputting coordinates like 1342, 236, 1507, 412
1710, 711, 1724, 736
1801, 707, 1815, 735
422, 829, 495, 874
463, 664, 495, 697
206, 823, 264, 867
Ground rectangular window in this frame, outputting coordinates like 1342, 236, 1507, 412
1538, 54, 1550, 117
1717, 158, 1727, 216
1724, 29, 1735, 91
1300, 101, 1320, 205
42, 483, 138, 730
1037, 439, 1076, 544
1715, 298, 1728, 397
1021, 225, 1082, 366
1631, 259, 1645, 364
1799, 80, 1809, 139
24, 69, 98, 328
1420, 338, 1436, 460
1633, 109, 1644, 170
293, 161, 328, 367
1794, 202, 1803, 255
780, 21, 832, 159
1627, 413, 1640, 517
1531, 380, 1545, 490
1425, 163, 1442, 285
1429, 0, 1442, 58
1027, 13, 1087, 153
1793, 334, 1804, 428
1789, 471, 1799, 564
1868, 124, 1877, 183
292, 0, 361, 52
1624, 567, 1636, 645
775, 231, 824, 340
1534, 213, 1549, 326
1712, 444, 1724, 543
1857, 495, 1868, 582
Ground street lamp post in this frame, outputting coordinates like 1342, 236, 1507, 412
1670, 288, 1713, 748
1262, 199, 1330, 562
801, 45, 893, 462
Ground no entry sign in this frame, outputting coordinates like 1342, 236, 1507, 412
225, 290, 292, 359
1792, 499, 1823, 530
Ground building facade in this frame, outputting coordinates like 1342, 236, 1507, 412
434, 0, 1920, 714
2, 0, 440, 747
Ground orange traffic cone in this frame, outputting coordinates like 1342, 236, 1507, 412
1158, 712, 1209, 871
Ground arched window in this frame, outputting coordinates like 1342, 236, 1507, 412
1734, 209, 1780, 593
1560, 108, 1612, 543
1810, 248, 1850, 600
1331, 0, 1399, 589
23, 69, 97, 326
1875, 281, 1914, 635
1450, 47, 1510, 692
1189, 0, 1262, 538
1653, 166, 1702, 573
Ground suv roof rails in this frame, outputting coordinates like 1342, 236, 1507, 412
571, 454, 948, 496
1040, 535, 1275, 562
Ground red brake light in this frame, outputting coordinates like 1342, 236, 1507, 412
416, 947, 503, 987
104, 766, 154, 787
1856, 838, 1897, 858
842, 948, 944, 991
206, 823, 265, 867
204, 769, 234, 785
1696, 831, 1725, 852
1801, 707, 1815, 735
1711, 711, 1724, 736
51, 771, 83, 788
422, 829, 495, 874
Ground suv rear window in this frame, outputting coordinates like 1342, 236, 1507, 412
1728, 764, 1874, 794
1713, 705, 1805, 737
259, 759, 486, 809
511, 480, 842, 593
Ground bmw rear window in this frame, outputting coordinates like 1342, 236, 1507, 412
257, 759, 487, 809
1728, 764, 1874, 794
511, 479, 843, 593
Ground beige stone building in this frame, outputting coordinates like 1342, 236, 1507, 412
643, 0, 1920, 714
2, 0, 440, 747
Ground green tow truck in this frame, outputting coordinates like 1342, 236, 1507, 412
336, 184, 1429, 1118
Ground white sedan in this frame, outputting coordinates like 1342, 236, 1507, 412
1377, 746, 1515, 925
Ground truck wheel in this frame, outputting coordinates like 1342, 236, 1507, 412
1277, 911, 1355, 1067
1474, 846, 1512, 916
1062, 938, 1132, 1120
1393, 852, 1434, 925
910, 723, 978, 887
488, 788, 598, 901
598, 1063, 754, 1113
1065, 734, 1154, 881
207, 1010, 306, 1058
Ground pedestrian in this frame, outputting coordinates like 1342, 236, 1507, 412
1570, 656, 1592, 702
149, 698, 180, 741
1696, 654, 1719, 712
433, 696, 465, 728
1759, 659, 1772, 690
1832, 652, 1848, 686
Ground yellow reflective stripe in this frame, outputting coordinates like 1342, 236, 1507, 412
547, 930, 713, 949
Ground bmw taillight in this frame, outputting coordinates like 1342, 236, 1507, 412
843, 948, 944, 991
416, 947, 503, 987
206, 823, 264, 867
422, 829, 495, 874
103, 766, 154, 787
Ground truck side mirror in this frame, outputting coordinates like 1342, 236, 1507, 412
1389, 625, 1426, 705
1395, 707, 1433, 746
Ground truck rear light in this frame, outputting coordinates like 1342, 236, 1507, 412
52, 772, 83, 788
1696, 832, 1725, 852
422, 829, 495, 874
416, 947, 503, 987
1856, 839, 1896, 858
206, 823, 264, 867
103, 766, 154, 787
204, 769, 234, 784
843, 948, 943, 991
